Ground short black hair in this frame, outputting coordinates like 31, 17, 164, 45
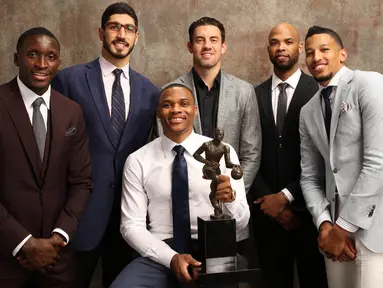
159, 83, 195, 102
101, 2, 138, 29
16, 27, 59, 52
305, 25, 344, 48
188, 17, 226, 43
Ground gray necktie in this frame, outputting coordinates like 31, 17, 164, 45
277, 82, 288, 135
32, 97, 46, 161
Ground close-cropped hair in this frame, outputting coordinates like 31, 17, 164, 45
305, 25, 344, 48
188, 17, 226, 43
17, 27, 59, 51
101, 2, 138, 29
159, 83, 194, 100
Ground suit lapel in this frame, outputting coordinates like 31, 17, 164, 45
217, 72, 234, 129
117, 69, 141, 152
259, 78, 277, 134
85, 59, 116, 149
283, 74, 317, 132
0, 79, 41, 181
329, 68, 353, 146
179, 71, 202, 134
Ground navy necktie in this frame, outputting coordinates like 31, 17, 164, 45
111, 69, 125, 147
172, 145, 191, 254
322, 86, 333, 141
277, 82, 288, 135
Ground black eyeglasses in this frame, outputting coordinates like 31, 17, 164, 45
105, 22, 137, 34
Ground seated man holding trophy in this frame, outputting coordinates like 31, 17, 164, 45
111, 83, 250, 288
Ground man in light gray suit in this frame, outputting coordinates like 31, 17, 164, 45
163, 17, 261, 194
300, 25, 383, 287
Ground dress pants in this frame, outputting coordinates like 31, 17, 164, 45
325, 237, 383, 288
75, 209, 134, 288
252, 206, 328, 288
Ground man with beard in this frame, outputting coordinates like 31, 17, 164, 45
251, 23, 327, 288
301, 26, 383, 288
164, 17, 261, 195
52, 3, 158, 287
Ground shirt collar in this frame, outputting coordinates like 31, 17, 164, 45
271, 69, 302, 91
161, 131, 202, 157
17, 76, 51, 110
99, 56, 130, 79
192, 68, 221, 89
319, 66, 346, 90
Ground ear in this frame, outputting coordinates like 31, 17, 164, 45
339, 48, 347, 63
187, 41, 193, 54
221, 41, 227, 55
298, 41, 303, 55
134, 32, 139, 45
193, 105, 198, 117
14, 53, 19, 66
98, 27, 104, 42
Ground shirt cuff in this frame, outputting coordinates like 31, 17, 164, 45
52, 228, 69, 244
316, 210, 332, 230
13, 234, 32, 257
281, 188, 294, 203
336, 217, 359, 233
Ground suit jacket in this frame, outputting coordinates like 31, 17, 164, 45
52, 59, 159, 251
165, 70, 262, 192
300, 67, 383, 252
0, 79, 91, 276
252, 72, 318, 209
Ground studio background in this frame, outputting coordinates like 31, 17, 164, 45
0, 0, 382, 86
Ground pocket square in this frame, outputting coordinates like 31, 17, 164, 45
339, 101, 353, 118
65, 127, 77, 136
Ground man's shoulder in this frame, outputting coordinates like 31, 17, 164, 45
223, 72, 253, 90
162, 71, 192, 89
129, 137, 162, 161
57, 59, 98, 77
130, 68, 158, 91
51, 89, 82, 111
352, 70, 383, 86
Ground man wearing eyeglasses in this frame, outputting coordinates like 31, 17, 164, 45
52, 3, 159, 288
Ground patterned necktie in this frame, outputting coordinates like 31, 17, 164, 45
322, 86, 333, 141
32, 97, 46, 161
172, 145, 191, 254
277, 82, 288, 135
111, 69, 125, 147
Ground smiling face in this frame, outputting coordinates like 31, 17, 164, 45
157, 86, 198, 143
305, 33, 347, 86
14, 34, 60, 95
267, 23, 302, 73
98, 13, 138, 62
187, 25, 227, 70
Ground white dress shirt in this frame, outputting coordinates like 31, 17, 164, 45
120, 132, 250, 268
315, 66, 358, 233
13, 77, 69, 257
271, 68, 302, 202
99, 56, 130, 119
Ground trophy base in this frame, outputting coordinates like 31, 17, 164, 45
210, 214, 232, 220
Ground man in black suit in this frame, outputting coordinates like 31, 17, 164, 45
251, 23, 327, 288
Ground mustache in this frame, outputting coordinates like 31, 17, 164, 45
113, 39, 129, 46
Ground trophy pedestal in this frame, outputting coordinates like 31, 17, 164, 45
196, 216, 262, 287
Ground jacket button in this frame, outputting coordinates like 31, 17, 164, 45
333, 168, 338, 173
110, 182, 115, 188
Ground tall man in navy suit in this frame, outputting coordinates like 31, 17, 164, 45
52, 3, 159, 287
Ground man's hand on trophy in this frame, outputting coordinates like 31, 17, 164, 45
170, 254, 201, 284
216, 175, 235, 202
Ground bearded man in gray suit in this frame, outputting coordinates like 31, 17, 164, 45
300, 25, 383, 288
164, 17, 261, 194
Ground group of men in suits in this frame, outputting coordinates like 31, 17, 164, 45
1, 1, 383, 288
